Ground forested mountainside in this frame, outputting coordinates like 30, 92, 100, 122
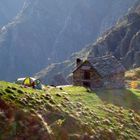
0, 0, 24, 27
35, 1, 140, 85
0, 0, 135, 81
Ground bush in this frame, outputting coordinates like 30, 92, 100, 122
135, 70, 140, 78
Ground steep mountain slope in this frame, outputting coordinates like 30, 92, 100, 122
88, 1, 140, 69
36, 1, 140, 85
0, 0, 135, 81
0, 81, 140, 139
0, 0, 25, 27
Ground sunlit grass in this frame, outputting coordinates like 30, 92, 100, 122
0, 82, 140, 139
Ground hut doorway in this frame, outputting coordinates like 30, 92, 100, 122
83, 70, 90, 80
83, 82, 91, 88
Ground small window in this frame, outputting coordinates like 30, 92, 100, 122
84, 70, 90, 80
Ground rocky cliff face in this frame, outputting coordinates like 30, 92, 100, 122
35, 1, 140, 85
0, 0, 24, 27
0, 0, 135, 81
88, 2, 140, 69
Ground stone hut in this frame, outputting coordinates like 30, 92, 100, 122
73, 55, 126, 89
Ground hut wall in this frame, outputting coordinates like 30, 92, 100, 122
103, 72, 125, 89
90, 70, 102, 89
73, 60, 125, 89
73, 67, 101, 88
73, 69, 83, 86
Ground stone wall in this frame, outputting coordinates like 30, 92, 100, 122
103, 72, 125, 89
73, 61, 125, 89
73, 68, 125, 89
73, 62, 101, 88
73, 69, 84, 86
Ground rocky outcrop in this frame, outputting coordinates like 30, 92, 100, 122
88, 4, 140, 69
0, 0, 135, 81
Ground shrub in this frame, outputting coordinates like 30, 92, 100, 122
135, 70, 140, 78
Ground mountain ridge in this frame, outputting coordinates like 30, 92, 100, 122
0, 0, 135, 81
35, 1, 140, 85
0, 0, 24, 27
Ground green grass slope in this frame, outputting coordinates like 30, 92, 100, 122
0, 81, 140, 140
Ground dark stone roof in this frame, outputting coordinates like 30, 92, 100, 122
88, 55, 126, 77
73, 55, 126, 77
